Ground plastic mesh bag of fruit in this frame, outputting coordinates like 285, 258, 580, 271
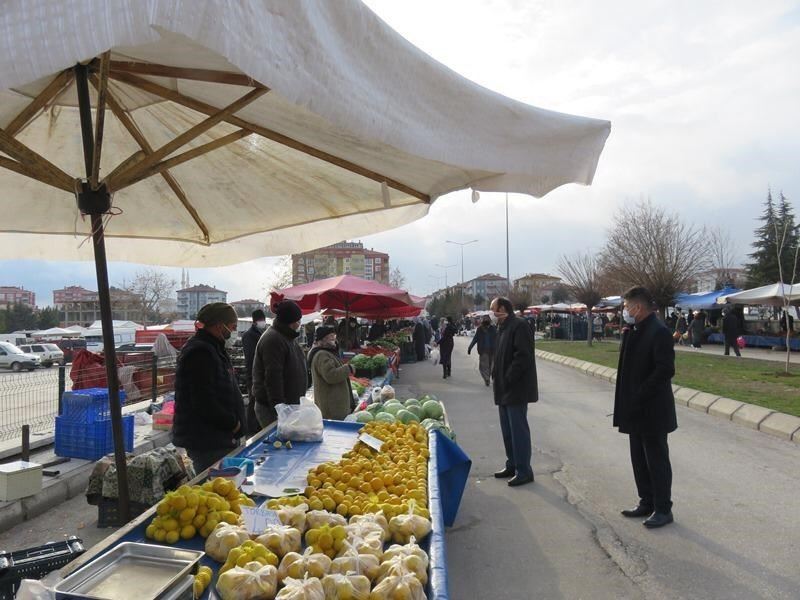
275, 503, 309, 532
205, 522, 251, 562
254, 524, 302, 557
330, 542, 380, 581
344, 520, 386, 544
278, 548, 332, 582
377, 553, 428, 586
306, 510, 347, 530
338, 531, 383, 560
275, 575, 325, 600
369, 572, 427, 600
216, 562, 278, 600
382, 537, 429, 569
349, 512, 390, 541
388, 504, 432, 544
320, 572, 371, 599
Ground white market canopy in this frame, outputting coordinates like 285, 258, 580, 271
717, 283, 800, 307
0, 0, 610, 267
32, 327, 81, 337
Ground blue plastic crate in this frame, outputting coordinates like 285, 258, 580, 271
61, 388, 127, 422
54, 415, 134, 460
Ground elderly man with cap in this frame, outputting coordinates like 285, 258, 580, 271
173, 302, 245, 473
252, 300, 308, 428
308, 326, 355, 420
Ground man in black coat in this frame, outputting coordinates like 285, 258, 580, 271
615, 286, 677, 528
172, 302, 245, 473
252, 300, 307, 428
722, 307, 741, 357
241, 309, 267, 435
491, 297, 537, 487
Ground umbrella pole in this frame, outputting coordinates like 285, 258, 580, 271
74, 64, 131, 523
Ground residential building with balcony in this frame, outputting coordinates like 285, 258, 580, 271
292, 241, 389, 285
176, 285, 227, 320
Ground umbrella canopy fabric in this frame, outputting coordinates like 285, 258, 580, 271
673, 287, 740, 310
717, 283, 800, 306
271, 275, 420, 316
0, 0, 610, 267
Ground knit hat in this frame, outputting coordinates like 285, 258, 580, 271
315, 325, 336, 341
252, 309, 266, 321
196, 302, 237, 326
274, 299, 302, 324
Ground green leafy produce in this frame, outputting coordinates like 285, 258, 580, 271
349, 354, 372, 369
375, 412, 395, 423
370, 354, 389, 369
382, 402, 403, 416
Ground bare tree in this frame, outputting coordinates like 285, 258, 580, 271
389, 267, 407, 290
772, 208, 800, 374
601, 201, 711, 316
124, 269, 176, 326
268, 256, 294, 290
709, 226, 739, 288
558, 252, 608, 346
508, 285, 532, 313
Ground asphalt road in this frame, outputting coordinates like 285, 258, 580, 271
395, 337, 800, 600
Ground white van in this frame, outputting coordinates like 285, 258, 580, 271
82, 328, 138, 352
18, 343, 65, 367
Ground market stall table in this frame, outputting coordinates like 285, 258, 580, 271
55, 420, 469, 600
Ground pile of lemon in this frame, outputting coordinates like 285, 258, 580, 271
145, 478, 256, 544
304, 523, 347, 558
297, 421, 430, 521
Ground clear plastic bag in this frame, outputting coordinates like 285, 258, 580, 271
254, 524, 302, 557
345, 521, 386, 545
276, 575, 325, 600
382, 537, 429, 570
349, 513, 390, 542
340, 532, 383, 559
276, 397, 324, 442
216, 563, 278, 600
369, 572, 427, 600
321, 573, 371, 599
389, 506, 432, 544
278, 548, 332, 582
430, 347, 440, 365
306, 510, 347, 530
377, 554, 429, 586
204, 522, 252, 562
330, 543, 380, 582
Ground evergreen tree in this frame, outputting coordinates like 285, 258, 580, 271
776, 192, 800, 282
37, 307, 61, 329
746, 190, 779, 285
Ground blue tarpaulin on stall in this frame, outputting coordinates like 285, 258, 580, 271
434, 430, 472, 527
673, 287, 741, 310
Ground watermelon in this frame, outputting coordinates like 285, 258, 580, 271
422, 400, 444, 420
396, 409, 419, 424
353, 411, 373, 423
366, 402, 383, 415
404, 398, 420, 407
375, 412, 396, 423
406, 405, 423, 419
421, 418, 438, 429
420, 394, 438, 402
383, 402, 403, 416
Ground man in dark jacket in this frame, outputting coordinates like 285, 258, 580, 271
467, 316, 497, 386
241, 309, 267, 435
172, 302, 245, 473
722, 307, 741, 357
491, 297, 537, 487
252, 300, 307, 428
615, 286, 677, 529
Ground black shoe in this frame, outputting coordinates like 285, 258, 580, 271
508, 474, 534, 487
643, 511, 673, 528
621, 504, 654, 518
494, 467, 514, 478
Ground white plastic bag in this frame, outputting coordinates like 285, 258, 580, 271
216, 563, 278, 600
276, 397, 323, 442
429, 347, 440, 365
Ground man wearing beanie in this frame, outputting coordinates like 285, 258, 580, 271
242, 309, 268, 435
173, 302, 245, 473
308, 326, 355, 420
252, 299, 307, 427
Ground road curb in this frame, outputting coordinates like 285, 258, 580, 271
535, 348, 799, 445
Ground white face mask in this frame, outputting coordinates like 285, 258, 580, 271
490, 312, 499, 325
622, 309, 636, 324
255, 320, 267, 330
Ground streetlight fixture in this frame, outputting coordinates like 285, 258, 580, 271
428, 274, 445, 293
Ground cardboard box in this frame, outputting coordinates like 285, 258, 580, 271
0, 460, 43, 501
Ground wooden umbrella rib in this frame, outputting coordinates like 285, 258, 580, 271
0, 155, 73, 192
109, 61, 267, 88
117, 129, 253, 190
108, 71, 431, 203
0, 128, 74, 191
90, 52, 111, 188
5, 70, 73, 136
105, 86, 268, 191
89, 75, 211, 243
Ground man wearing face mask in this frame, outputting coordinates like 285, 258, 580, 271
615, 286, 677, 529
252, 300, 307, 428
308, 327, 355, 420
242, 309, 267, 435
172, 302, 245, 473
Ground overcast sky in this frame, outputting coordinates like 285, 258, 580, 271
2, 0, 799, 305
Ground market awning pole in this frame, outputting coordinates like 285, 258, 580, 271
74, 62, 131, 523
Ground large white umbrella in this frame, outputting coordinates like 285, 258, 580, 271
717, 283, 800, 306
0, 0, 610, 518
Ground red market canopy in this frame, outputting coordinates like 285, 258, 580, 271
271, 275, 422, 316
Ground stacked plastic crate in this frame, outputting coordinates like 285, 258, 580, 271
55, 388, 134, 460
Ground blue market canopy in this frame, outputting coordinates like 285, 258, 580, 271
673, 287, 741, 310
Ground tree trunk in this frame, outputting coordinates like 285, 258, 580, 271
785, 308, 791, 375
586, 308, 593, 347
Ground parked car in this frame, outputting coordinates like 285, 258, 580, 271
53, 338, 87, 363
0, 342, 41, 372
18, 343, 65, 367
116, 343, 153, 353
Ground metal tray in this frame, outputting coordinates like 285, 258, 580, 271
54, 542, 203, 600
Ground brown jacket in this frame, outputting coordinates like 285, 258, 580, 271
308, 347, 353, 420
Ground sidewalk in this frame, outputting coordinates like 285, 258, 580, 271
674, 343, 799, 363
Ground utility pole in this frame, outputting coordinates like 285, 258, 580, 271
506, 193, 511, 291
446, 239, 478, 309
435, 263, 457, 289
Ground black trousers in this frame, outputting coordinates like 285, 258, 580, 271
499, 403, 533, 479
186, 446, 232, 475
724, 338, 741, 356
629, 432, 673, 513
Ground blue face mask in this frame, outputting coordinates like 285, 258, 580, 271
622, 308, 636, 324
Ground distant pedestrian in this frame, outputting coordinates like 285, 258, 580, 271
615, 286, 677, 528
675, 311, 688, 345
241, 309, 267, 435
722, 307, 742, 357
438, 317, 457, 378
412, 318, 426, 361
467, 316, 497, 386
689, 310, 704, 348
491, 297, 537, 487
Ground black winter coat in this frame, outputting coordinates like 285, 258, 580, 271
241, 324, 262, 387
492, 315, 538, 405
722, 312, 740, 341
468, 325, 496, 355
172, 329, 245, 451
252, 321, 308, 421
614, 313, 677, 435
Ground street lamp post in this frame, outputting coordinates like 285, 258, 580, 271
505, 193, 511, 290
446, 239, 478, 308
435, 263, 457, 289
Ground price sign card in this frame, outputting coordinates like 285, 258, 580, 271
358, 432, 384, 452
241, 506, 282, 534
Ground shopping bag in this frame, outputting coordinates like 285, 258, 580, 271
736, 336, 746, 349
276, 396, 323, 442
430, 347, 440, 365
